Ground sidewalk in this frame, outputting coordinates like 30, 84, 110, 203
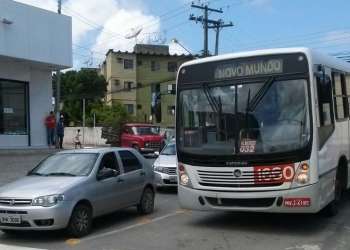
0, 144, 110, 156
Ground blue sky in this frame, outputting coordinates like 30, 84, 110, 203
158, 0, 350, 55
17, 0, 350, 68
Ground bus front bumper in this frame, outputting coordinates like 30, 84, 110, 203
178, 183, 322, 213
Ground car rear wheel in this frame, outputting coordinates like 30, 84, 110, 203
137, 187, 155, 215
67, 204, 92, 238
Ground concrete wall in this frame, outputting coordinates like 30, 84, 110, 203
0, 59, 52, 148
63, 127, 107, 146
0, 0, 72, 69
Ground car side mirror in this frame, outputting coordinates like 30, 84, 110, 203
154, 151, 160, 156
97, 168, 119, 180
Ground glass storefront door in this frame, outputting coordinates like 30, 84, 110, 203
0, 80, 28, 135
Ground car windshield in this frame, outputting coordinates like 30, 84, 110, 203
161, 143, 176, 155
133, 126, 159, 135
178, 79, 310, 156
29, 153, 98, 176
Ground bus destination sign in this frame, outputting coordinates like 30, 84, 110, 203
214, 59, 283, 80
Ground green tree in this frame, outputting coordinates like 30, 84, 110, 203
88, 102, 131, 127
53, 69, 108, 125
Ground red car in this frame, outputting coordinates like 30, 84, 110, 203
121, 124, 163, 154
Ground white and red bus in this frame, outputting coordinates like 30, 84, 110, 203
176, 48, 350, 215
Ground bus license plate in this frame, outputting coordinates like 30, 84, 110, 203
0, 215, 21, 224
284, 198, 311, 207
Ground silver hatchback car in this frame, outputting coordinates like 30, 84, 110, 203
0, 148, 155, 237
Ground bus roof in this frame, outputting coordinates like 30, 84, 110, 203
180, 47, 350, 73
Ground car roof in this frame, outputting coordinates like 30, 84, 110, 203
56, 147, 132, 154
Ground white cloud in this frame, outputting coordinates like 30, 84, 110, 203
92, 8, 160, 53
14, 0, 56, 11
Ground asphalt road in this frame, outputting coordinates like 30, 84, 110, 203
1, 151, 350, 250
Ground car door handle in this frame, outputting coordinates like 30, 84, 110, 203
140, 171, 146, 176
117, 178, 124, 183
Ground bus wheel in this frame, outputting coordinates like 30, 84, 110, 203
323, 168, 343, 217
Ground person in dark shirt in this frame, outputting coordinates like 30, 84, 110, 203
56, 115, 64, 149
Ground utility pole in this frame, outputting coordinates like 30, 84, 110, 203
56, 0, 62, 119
189, 3, 233, 57
82, 98, 85, 146
209, 20, 234, 55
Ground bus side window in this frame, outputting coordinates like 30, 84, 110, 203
332, 72, 348, 120
344, 74, 350, 115
341, 73, 349, 118
316, 74, 335, 149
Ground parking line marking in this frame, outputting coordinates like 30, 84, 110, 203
136, 216, 152, 225
65, 239, 81, 246
83, 210, 185, 242
0, 245, 47, 250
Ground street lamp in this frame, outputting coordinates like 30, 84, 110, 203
171, 38, 193, 56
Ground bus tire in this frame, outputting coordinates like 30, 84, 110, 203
323, 165, 344, 217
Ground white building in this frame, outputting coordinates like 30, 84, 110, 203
0, 0, 72, 148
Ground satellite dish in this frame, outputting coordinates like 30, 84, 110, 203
125, 27, 143, 39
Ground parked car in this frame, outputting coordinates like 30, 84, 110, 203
160, 127, 175, 149
121, 123, 163, 155
153, 142, 177, 187
0, 148, 155, 237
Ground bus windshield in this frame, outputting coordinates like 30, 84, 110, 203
178, 78, 310, 156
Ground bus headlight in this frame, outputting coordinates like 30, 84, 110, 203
294, 163, 310, 185
178, 163, 192, 187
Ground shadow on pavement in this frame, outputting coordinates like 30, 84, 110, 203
157, 186, 178, 194
188, 196, 350, 237
91, 208, 141, 233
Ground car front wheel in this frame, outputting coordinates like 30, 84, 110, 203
137, 187, 155, 215
67, 204, 92, 237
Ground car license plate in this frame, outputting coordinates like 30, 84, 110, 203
169, 176, 177, 183
284, 198, 311, 207
0, 215, 21, 224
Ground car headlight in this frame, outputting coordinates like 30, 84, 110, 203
178, 163, 192, 187
32, 194, 64, 207
293, 163, 310, 186
153, 165, 164, 173
145, 142, 150, 147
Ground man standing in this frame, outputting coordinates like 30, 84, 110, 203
45, 111, 56, 148
56, 115, 65, 149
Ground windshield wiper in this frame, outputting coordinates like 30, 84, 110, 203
46, 172, 77, 177
203, 84, 220, 113
202, 84, 225, 141
248, 76, 275, 112
28, 172, 45, 176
